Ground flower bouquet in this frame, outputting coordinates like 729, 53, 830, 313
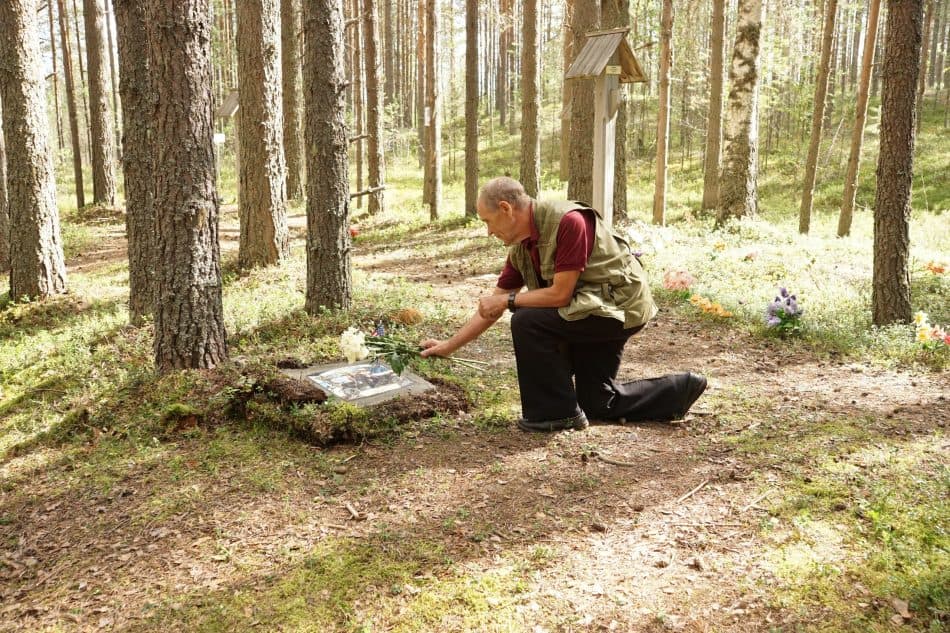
914, 312, 950, 349
765, 288, 803, 334
340, 325, 488, 375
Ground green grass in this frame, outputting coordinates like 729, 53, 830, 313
136, 534, 535, 632
2, 93, 948, 632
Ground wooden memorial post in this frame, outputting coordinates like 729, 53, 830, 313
564, 28, 646, 226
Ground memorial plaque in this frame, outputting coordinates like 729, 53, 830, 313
280, 361, 435, 407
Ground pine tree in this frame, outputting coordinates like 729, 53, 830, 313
873, 0, 924, 325
114, 0, 153, 325
303, 0, 352, 312
237, 0, 289, 269
83, 0, 118, 206
520, 0, 541, 197
148, 0, 227, 370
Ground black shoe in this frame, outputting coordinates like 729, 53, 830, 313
676, 372, 707, 419
517, 411, 589, 433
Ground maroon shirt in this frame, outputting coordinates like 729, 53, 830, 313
497, 204, 596, 290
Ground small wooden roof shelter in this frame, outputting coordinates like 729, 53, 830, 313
564, 27, 646, 227
565, 27, 647, 84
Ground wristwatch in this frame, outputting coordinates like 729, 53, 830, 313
507, 291, 517, 313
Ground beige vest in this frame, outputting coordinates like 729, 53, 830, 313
507, 200, 657, 329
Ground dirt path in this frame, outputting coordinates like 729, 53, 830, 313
3, 221, 947, 632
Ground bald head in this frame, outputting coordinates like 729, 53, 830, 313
477, 177, 532, 213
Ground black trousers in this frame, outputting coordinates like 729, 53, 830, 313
510, 307, 689, 422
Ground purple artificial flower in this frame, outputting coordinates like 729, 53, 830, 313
767, 316, 781, 327
779, 287, 789, 298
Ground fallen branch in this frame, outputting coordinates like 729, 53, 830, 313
739, 489, 772, 513
675, 478, 710, 504
588, 451, 640, 469
345, 502, 363, 521
349, 185, 386, 200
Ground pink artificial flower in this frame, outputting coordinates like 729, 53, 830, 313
663, 270, 695, 291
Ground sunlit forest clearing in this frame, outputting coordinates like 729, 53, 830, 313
1, 0, 948, 631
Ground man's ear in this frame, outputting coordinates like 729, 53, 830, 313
498, 200, 512, 217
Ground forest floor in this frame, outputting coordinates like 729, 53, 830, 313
1, 205, 948, 633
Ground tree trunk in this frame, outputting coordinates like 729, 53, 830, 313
114, 0, 153, 325
416, 0, 425, 167
873, 0, 923, 326
872, 12, 885, 96
0, 0, 68, 299
716, 0, 765, 226
603, 0, 629, 221
653, 0, 673, 225
237, 0, 289, 269
0, 97, 7, 273
799, 0, 837, 235
147, 0, 227, 371
559, 0, 574, 181
916, 0, 934, 128
47, 1, 65, 151
464, 0, 479, 218
701, 0, 726, 211
352, 0, 364, 208
103, 0, 120, 160
72, 0, 92, 153
520, 0, 540, 197
83, 0, 118, 206
303, 0, 351, 313
281, 0, 305, 201
498, 0, 512, 128
362, 0, 386, 215
57, 0, 84, 209
838, 0, 881, 237
423, 0, 441, 220
383, 0, 395, 105
567, 0, 598, 203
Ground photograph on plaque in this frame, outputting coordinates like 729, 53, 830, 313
306, 362, 414, 401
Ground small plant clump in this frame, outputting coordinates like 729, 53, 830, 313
765, 287, 804, 335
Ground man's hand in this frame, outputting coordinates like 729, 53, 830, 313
420, 339, 453, 358
478, 294, 508, 320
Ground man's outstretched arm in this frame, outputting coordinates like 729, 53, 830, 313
420, 286, 512, 358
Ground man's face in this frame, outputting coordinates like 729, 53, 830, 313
477, 200, 517, 245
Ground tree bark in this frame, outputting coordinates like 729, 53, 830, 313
464, 0, 479, 218
716, 0, 765, 226
147, 0, 227, 371
653, 0, 673, 226
237, 0, 289, 269
83, 0, 118, 206
603, 0, 629, 221
0, 96, 7, 273
560, 0, 574, 181
281, 0, 305, 201
57, 0, 84, 209
0, 0, 68, 299
838, 0, 881, 237
423, 0, 441, 220
520, 0, 541, 198
47, 0, 65, 151
799, 0, 838, 235
114, 0, 153, 325
567, 0, 598, 203
701, 0, 726, 211
916, 0, 934, 127
498, 0, 512, 128
873, 0, 923, 326
103, 0, 120, 159
303, 0, 351, 313
362, 0, 386, 215
416, 0, 425, 167
383, 0, 395, 105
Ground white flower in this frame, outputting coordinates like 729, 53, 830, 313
913, 311, 929, 326
340, 327, 370, 363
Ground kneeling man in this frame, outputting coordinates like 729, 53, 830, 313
421, 177, 706, 432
